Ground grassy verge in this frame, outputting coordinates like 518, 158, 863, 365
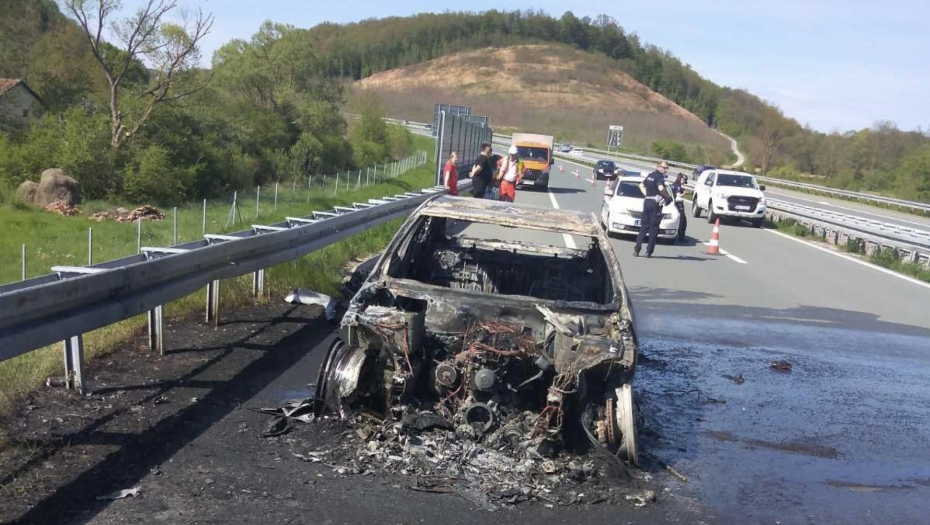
0, 140, 436, 414
767, 218, 930, 283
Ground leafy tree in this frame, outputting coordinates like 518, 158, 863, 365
61, 0, 213, 149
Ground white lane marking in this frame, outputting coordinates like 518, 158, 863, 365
765, 229, 930, 291
546, 188, 578, 249
700, 242, 748, 264
768, 191, 930, 228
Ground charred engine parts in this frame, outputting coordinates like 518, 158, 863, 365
473, 368, 496, 392
464, 402, 495, 433
316, 304, 638, 464
434, 362, 458, 390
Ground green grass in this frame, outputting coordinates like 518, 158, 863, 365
868, 247, 930, 283
0, 139, 436, 414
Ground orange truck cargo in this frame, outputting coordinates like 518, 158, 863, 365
512, 133, 555, 191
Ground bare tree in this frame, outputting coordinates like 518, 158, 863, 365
62, 0, 213, 149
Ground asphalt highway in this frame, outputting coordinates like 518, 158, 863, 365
503, 155, 930, 524
37, 151, 930, 525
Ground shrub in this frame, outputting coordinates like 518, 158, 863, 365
844, 237, 863, 254
122, 145, 197, 204
869, 247, 899, 268
651, 139, 691, 163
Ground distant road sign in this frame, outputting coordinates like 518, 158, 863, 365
607, 125, 624, 150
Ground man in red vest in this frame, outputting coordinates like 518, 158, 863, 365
498, 145, 523, 202
443, 151, 458, 196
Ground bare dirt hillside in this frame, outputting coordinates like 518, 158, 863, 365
350, 44, 729, 158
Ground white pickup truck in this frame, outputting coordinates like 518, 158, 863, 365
692, 169, 767, 227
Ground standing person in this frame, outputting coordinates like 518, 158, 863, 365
671, 172, 688, 241
469, 143, 493, 198
634, 160, 674, 258
443, 151, 458, 196
498, 145, 524, 203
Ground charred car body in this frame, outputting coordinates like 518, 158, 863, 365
315, 196, 640, 464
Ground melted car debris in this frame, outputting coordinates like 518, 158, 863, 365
295, 411, 655, 510
289, 318, 654, 509
288, 197, 655, 509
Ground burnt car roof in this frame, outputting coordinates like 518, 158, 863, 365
422, 196, 601, 237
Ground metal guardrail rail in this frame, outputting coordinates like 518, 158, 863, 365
766, 205, 930, 266
0, 185, 450, 393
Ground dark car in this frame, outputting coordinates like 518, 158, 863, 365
691, 165, 716, 181
594, 160, 618, 180
315, 196, 640, 465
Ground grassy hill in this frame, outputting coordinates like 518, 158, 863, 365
348, 44, 730, 161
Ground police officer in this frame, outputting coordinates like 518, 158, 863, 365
634, 160, 674, 258
671, 172, 688, 241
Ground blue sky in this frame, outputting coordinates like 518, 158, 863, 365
147, 0, 928, 132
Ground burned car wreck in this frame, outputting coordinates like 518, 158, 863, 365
315, 196, 640, 469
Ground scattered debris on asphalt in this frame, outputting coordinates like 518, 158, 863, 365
292, 414, 655, 510
263, 417, 291, 437
96, 486, 141, 501
769, 360, 793, 372
723, 373, 745, 385
44, 201, 80, 216
253, 397, 316, 423
284, 290, 335, 321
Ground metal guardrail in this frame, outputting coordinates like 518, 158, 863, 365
757, 177, 930, 215
0, 184, 449, 393
767, 199, 930, 249
766, 204, 930, 267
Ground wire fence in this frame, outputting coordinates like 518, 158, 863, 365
6, 152, 429, 286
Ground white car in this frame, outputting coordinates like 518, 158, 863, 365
600, 176, 680, 240
692, 170, 767, 227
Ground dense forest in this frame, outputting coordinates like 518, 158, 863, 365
1, 2, 928, 203
0, 0, 412, 204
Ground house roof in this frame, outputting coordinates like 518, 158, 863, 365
0, 78, 46, 106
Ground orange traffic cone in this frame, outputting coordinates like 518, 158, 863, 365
706, 218, 721, 255
589, 177, 596, 186
559, 164, 564, 173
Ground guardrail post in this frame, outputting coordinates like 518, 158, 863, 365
252, 269, 265, 298
335, 173, 339, 195
136, 218, 142, 254
206, 279, 220, 326
147, 305, 164, 355
88, 227, 93, 265
274, 182, 279, 212
62, 335, 86, 394
256, 185, 261, 217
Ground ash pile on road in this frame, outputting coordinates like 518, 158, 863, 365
296, 413, 654, 510
285, 320, 656, 510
